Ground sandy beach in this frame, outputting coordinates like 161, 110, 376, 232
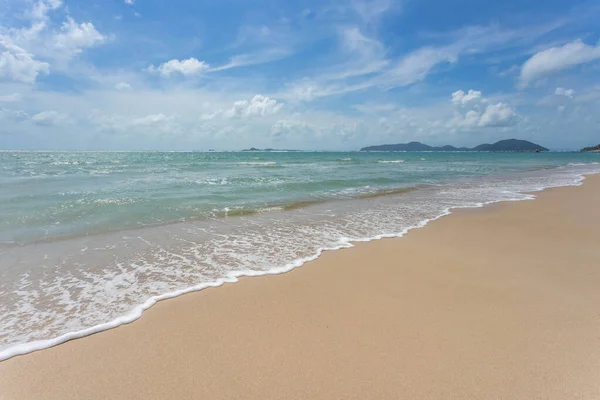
1, 174, 599, 400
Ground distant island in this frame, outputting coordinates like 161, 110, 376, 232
580, 144, 600, 152
361, 139, 549, 152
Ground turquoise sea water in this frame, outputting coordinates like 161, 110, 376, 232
1, 150, 599, 359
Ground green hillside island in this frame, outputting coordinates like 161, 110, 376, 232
360, 139, 549, 152
580, 144, 600, 152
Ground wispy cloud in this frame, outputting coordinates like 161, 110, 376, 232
210, 48, 293, 71
520, 39, 600, 87
280, 17, 577, 102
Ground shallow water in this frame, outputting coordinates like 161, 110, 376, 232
1, 150, 599, 359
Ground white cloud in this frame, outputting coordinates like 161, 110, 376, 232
53, 17, 106, 56
477, 103, 518, 127
334, 27, 388, 79
451, 89, 483, 105
448, 90, 518, 129
284, 42, 460, 102
124, 0, 135, 4
0, 1, 106, 84
4, 1, 600, 150
449, 104, 518, 129
282, 21, 574, 102
383, 46, 458, 88
115, 82, 132, 90
340, 27, 382, 55
147, 58, 209, 77
210, 49, 291, 72
520, 40, 600, 86
334, 0, 395, 25
29, 0, 63, 22
31, 110, 68, 125
555, 87, 575, 98
276, 26, 387, 102
223, 95, 283, 118
0, 39, 50, 83
284, 80, 320, 101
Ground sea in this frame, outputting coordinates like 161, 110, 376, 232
1, 150, 599, 360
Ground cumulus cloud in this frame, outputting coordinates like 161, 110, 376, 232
0, 39, 50, 83
451, 89, 483, 105
448, 89, 518, 129
555, 87, 575, 98
53, 17, 105, 56
449, 103, 518, 128
0, 1, 106, 83
520, 40, 600, 86
147, 58, 209, 77
31, 110, 68, 125
223, 95, 283, 118
477, 103, 518, 127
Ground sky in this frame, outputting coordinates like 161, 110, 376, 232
0, 0, 599, 150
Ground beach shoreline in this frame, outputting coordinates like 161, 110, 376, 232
0, 168, 592, 362
2, 153, 599, 358
1, 174, 600, 399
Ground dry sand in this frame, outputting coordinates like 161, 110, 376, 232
1, 175, 600, 400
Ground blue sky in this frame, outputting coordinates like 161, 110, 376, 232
1, 0, 599, 150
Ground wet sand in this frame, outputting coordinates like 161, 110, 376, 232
1, 175, 599, 400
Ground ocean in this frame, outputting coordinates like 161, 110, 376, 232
1, 150, 599, 360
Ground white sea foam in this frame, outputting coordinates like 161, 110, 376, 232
236, 161, 277, 166
196, 178, 229, 185
0, 164, 599, 362
50, 161, 81, 166
257, 206, 285, 213
92, 198, 138, 205
378, 160, 405, 163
